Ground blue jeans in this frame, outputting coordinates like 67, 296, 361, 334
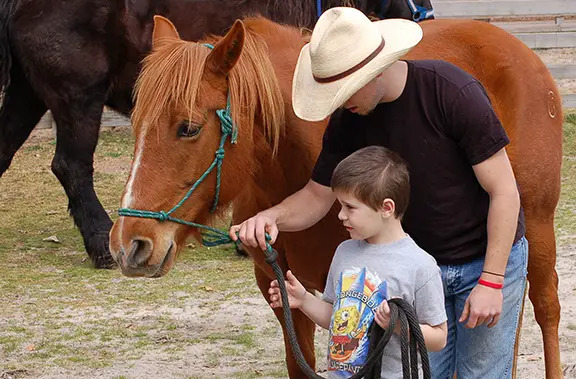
429, 237, 528, 379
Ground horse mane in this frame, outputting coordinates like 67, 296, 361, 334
132, 20, 285, 154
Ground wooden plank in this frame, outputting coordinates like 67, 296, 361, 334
548, 64, 576, 80
513, 31, 576, 48
434, 1, 576, 18
101, 110, 131, 127
36, 112, 54, 130
493, 21, 576, 33
564, 94, 576, 109
563, 94, 576, 108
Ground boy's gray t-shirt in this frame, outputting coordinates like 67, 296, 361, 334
322, 236, 446, 379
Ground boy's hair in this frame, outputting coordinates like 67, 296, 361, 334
331, 146, 410, 218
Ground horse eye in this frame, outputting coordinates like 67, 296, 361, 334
177, 121, 202, 138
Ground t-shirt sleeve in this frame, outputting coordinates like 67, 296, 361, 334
322, 244, 345, 304
311, 109, 358, 187
322, 269, 336, 304
414, 266, 447, 327
445, 81, 509, 166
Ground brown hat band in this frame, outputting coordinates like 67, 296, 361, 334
313, 38, 386, 84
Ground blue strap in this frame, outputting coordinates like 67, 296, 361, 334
405, 0, 435, 22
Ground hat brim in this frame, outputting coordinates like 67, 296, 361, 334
292, 19, 423, 122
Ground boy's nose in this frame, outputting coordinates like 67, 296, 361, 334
338, 209, 346, 221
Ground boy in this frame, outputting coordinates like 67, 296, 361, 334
268, 146, 447, 378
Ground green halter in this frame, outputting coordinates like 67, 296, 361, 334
117, 43, 238, 246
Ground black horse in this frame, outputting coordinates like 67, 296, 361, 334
0, 0, 433, 268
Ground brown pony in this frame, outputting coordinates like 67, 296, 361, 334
109, 15, 563, 378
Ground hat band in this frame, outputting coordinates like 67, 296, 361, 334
313, 38, 386, 84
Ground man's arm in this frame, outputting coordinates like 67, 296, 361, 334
230, 180, 336, 250
460, 147, 520, 328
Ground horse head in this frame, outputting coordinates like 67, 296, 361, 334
109, 16, 285, 277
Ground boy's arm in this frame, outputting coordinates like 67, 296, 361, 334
269, 270, 334, 329
420, 322, 448, 352
376, 302, 447, 351
299, 292, 333, 330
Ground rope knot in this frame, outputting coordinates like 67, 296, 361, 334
215, 148, 225, 160
264, 245, 279, 264
158, 211, 169, 222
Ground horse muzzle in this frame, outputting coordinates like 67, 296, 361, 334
109, 217, 180, 277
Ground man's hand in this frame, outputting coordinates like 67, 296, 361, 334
229, 211, 279, 251
459, 285, 503, 328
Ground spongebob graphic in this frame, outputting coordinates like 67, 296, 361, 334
327, 267, 388, 378
331, 306, 367, 360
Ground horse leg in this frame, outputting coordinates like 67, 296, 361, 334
49, 93, 115, 268
512, 286, 527, 378
0, 65, 47, 175
524, 215, 562, 378
254, 264, 317, 378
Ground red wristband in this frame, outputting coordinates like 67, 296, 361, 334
478, 279, 503, 290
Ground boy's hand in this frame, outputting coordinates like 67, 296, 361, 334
268, 270, 307, 309
268, 270, 308, 308
375, 300, 401, 334
374, 300, 392, 329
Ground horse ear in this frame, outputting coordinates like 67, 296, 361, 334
152, 15, 181, 49
206, 20, 245, 76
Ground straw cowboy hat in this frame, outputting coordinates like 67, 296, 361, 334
292, 7, 423, 122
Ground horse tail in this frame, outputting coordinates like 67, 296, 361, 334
0, 0, 19, 97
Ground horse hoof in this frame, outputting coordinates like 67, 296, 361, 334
87, 231, 117, 269
93, 254, 117, 269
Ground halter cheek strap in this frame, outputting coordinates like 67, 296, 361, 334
117, 43, 238, 246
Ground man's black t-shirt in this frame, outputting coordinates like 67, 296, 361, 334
312, 60, 525, 265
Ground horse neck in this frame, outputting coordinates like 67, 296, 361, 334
239, 22, 327, 204
247, 117, 327, 207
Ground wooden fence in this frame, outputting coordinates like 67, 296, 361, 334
434, 0, 576, 108
433, 0, 576, 49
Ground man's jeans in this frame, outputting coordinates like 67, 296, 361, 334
430, 237, 528, 379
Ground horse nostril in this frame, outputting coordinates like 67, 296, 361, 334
127, 238, 153, 267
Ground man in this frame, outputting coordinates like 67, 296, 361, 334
230, 7, 527, 378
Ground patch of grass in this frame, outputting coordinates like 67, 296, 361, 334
565, 112, 576, 126
23, 144, 43, 152
0, 337, 19, 354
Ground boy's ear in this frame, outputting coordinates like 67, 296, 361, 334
381, 198, 396, 218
